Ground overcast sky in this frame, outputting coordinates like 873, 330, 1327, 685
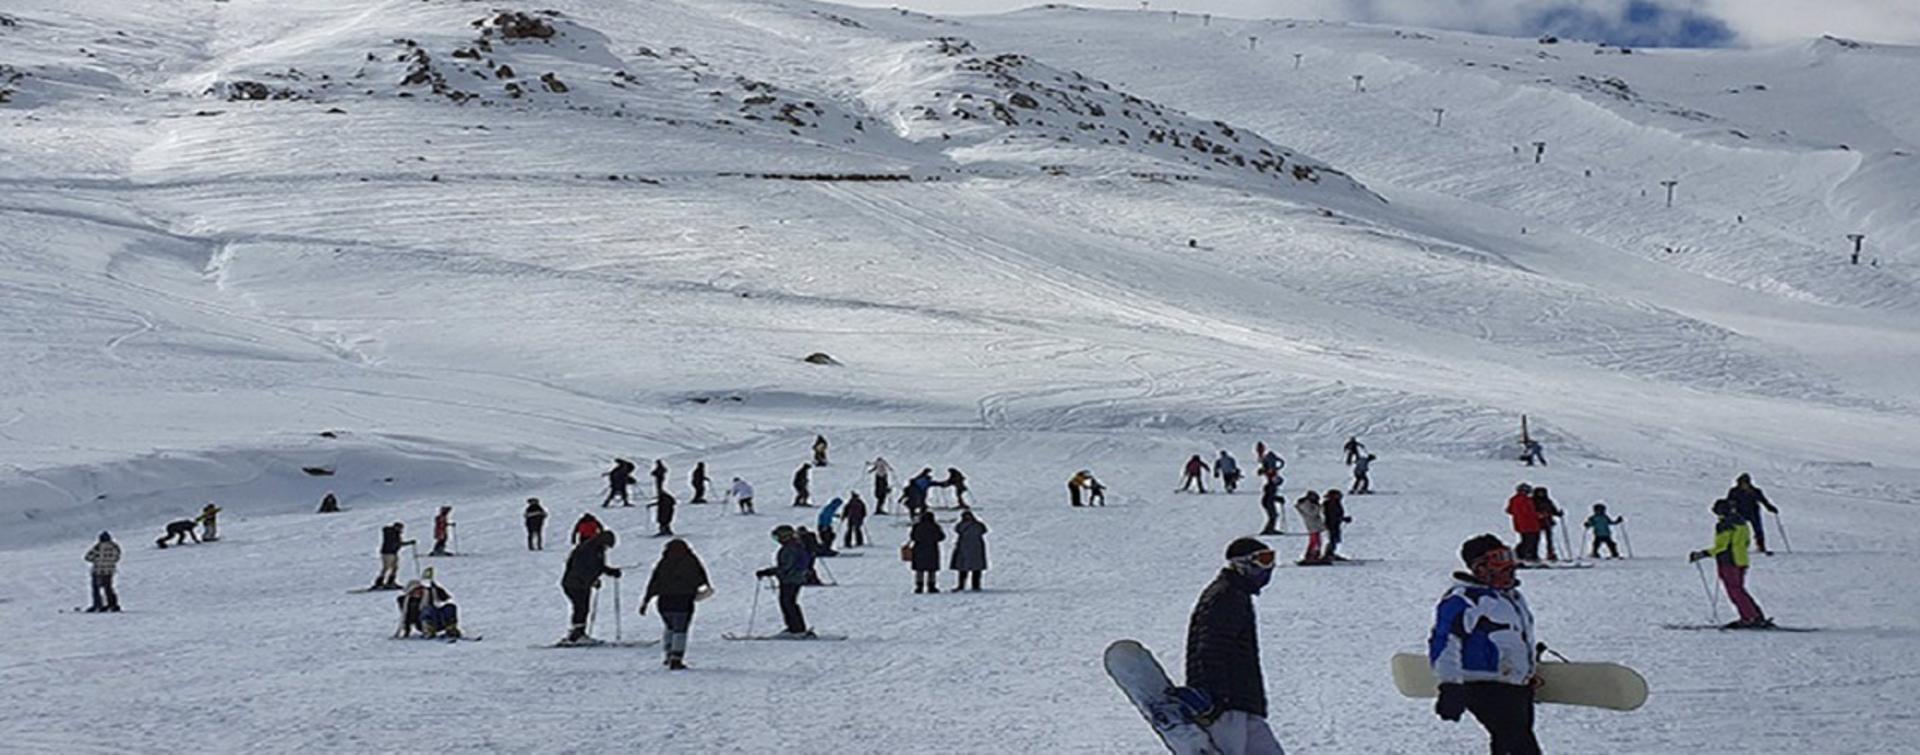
834, 0, 1920, 47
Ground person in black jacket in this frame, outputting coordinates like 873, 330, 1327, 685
604, 459, 636, 508
754, 525, 814, 637
1322, 489, 1351, 561
524, 498, 547, 551
1727, 473, 1780, 554
651, 459, 668, 498
373, 522, 414, 589
841, 493, 869, 548
909, 511, 946, 594
689, 462, 709, 504
1185, 537, 1284, 755
793, 463, 813, 507
649, 491, 677, 537
561, 530, 622, 643
641, 538, 710, 669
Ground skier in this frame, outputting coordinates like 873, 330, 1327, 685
1689, 499, 1772, 628
1321, 489, 1351, 561
792, 463, 813, 507
951, 510, 988, 591
84, 532, 122, 613
1087, 474, 1107, 506
1430, 534, 1541, 755
689, 462, 709, 504
641, 538, 711, 670
651, 459, 668, 498
1181, 454, 1209, 494
1530, 487, 1561, 561
1343, 436, 1366, 465
317, 491, 340, 514
841, 493, 869, 548
1258, 475, 1283, 535
1350, 454, 1375, 495
196, 503, 222, 542
524, 497, 547, 551
817, 497, 844, 553
571, 513, 603, 546
903, 469, 935, 517
1069, 470, 1094, 507
1295, 491, 1326, 564
909, 511, 946, 594
941, 467, 971, 508
1584, 503, 1623, 559
1505, 484, 1542, 562
1184, 537, 1284, 754
431, 506, 454, 556
373, 522, 413, 589
561, 530, 622, 644
1257, 448, 1285, 483
730, 477, 755, 514
649, 491, 677, 537
603, 458, 636, 507
812, 434, 830, 467
396, 571, 462, 639
753, 525, 814, 637
867, 456, 894, 514
1520, 439, 1546, 467
156, 519, 199, 549
1214, 451, 1242, 494
1726, 473, 1780, 555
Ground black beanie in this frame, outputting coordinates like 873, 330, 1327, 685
1225, 537, 1271, 560
1460, 534, 1507, 567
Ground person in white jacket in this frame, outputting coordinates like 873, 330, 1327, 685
1294, 492, 1326, 564
84, 532, 122, 613
866, 457, 894, 514
729, 477, 755, 514
1428, 534, 1540, 755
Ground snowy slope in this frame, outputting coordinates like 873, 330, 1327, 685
3, 0, 1919, 753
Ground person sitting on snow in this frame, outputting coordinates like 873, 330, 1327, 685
396, 570, 462, 639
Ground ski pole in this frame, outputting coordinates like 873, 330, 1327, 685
590, 581, 602, 639
1536, 642, 1572, 663
816, 557, 837, 586
1563, 526, 1577, 563
452, 523, 460, 556
612, 574, 623, 643
1620, 522, 1634, 558
745, 576, 765, 637
408, 542, 422, 578
1773, 511, 1793, 553
1694, 559, 1721, 624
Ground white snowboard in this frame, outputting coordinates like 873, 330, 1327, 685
1390, 652, 1647, 711
1104, 640, 1222, 755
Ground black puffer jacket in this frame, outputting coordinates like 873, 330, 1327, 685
1185, 568, 1266, 717
562, 532, 620, 590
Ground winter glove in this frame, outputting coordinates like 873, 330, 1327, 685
754, 568, 775, 579
608, 568, 623, 579
1688, 550, 1708, 562
1435, 684, 1467, 722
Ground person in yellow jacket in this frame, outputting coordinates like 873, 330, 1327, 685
1689, 499, 1772, 628
196, 503, 223, 542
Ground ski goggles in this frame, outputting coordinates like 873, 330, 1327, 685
1471, 547, 1519, 575
1234, 550, 1278, 568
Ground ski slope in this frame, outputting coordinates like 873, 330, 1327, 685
2, 0, 1918, 752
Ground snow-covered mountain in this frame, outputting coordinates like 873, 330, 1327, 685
3, 1, 1917, 752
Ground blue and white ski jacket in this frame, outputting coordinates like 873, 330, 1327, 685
1428, 576, 1536, 686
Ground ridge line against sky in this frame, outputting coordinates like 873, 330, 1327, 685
830, 0, 1920, 48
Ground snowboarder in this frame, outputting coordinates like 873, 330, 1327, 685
373, 522, 413, 589
1258, 475, 1283, 535
841, 493, 869, 548
396, 571, 461, 639
1689, 499, 1772, 628
561, 530, 622, 644
1069, 469, 1094, 507
1343, 436, 1366, 465
1351, 454, 1375, 494
649, 491, 677, 537
817, 497, 844, 553
689, 462, 709, 504
1295, 491, 1326, 564
903, 469, 935, 517
1214, 451, 1242, 494
730, 477, 755, 514
1184, 537, 1285, 754
812, 434, 830, 466
753, 525, 814, 637
1180, 454, 1209, 494
792, 463, 813, 507
1506, 484, 1542, 562
84, 532, 121, 612
651, 459, 668, 498
524, 498, 548, 551
940, 467, 971, 508
431, 506, 454, 556
867, 456, 894, 514
1430, 534, 1540, 755
1584, 503, 1623, 559
156, 519, 199, 549
1726, 474, 1780, 555
1530, 488, 1561, 561
196, 503, 222, 542
317, 492, 340, 514
909, 511, 946, 594
951, 510, 988, 591
641, 538, 711, 670
571, 513, 603, 546
603, 458, 637, 507
1520, 439, 1546, 467
1321, 489, 1351, 561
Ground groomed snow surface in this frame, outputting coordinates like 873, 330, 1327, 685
3, 0, 1918, 752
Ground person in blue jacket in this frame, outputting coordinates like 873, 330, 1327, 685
1429, 534, 1540, 755
1213, 451, 1242, 494
816, 498, 844, 556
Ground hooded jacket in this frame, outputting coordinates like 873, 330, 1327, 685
1428, 575, 1536, 686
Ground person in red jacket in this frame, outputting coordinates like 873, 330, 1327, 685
431, 506, 454, 556
1505, 483, 1541, 562
572, 513, 603, 545
1180, 455, 1210, 494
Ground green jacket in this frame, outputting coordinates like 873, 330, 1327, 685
1706, 520, 1752, 568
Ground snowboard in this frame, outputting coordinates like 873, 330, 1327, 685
721, 631, 848, 641
1390, 653, 1647, 711
1104, 640, 1222, 755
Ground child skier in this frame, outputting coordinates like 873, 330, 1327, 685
1295, 491, 1326, 564
603, 458, 637, 507
817, 498, 844, 553
1583, 504, 1623, 559
1180, 455, 1209, 493
730, 477, 755, 514
1184, 537, 1285, 754
84, 532, 122, 612
1430, 534, 1540, 755
1689, 499, 1772, 628
156, 519, 199, 549
431, 506, 454, 556
641, 538, 711, 670
1350, 454, 1376, 494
